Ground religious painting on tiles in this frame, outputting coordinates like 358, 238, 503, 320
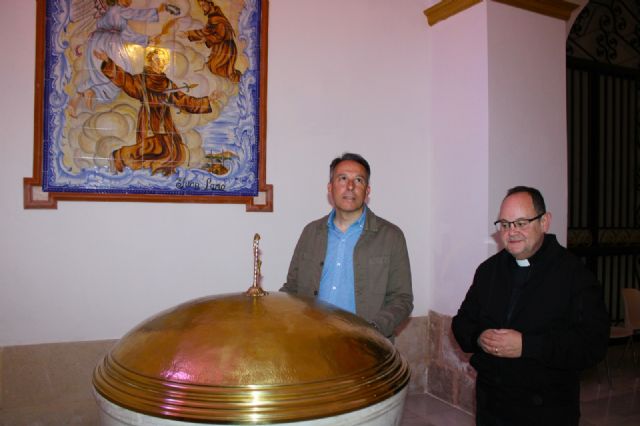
25, 0, 271, 211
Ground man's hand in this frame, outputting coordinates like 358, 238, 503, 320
477, 328, 522, 358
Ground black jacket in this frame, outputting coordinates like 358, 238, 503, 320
452, 234, 609, 425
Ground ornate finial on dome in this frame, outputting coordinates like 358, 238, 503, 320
245, 233, 268, 297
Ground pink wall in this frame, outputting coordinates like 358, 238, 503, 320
487, 1, 568, 244
425, 2, 491, 315
0, 0, 430, 345
0, 0, 573, 345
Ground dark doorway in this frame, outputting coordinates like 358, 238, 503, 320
566, 0, 640, 323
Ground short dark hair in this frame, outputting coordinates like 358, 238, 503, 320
506, 186, 547, 215
329, 153, 371, 183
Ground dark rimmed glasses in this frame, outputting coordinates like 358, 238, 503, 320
494, 213, 544, 232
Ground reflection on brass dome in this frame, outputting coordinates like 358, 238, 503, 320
93, 292, 410, 423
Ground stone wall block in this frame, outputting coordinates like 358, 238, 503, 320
395, 316, 429, 394
427, 310, 444, 362
425, 310, 476, 414
425, 362, 455, 405
0, 340, 115, 425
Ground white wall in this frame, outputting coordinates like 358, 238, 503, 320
423, 1, 572, 315
0, 0, 431, 345
424, 3, 491, 316
487, 1, 569, 244
0, 0, 574, 346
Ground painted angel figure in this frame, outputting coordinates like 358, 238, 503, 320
68, 0, 176, 115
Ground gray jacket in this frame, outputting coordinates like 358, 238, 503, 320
280, 208, 413, 337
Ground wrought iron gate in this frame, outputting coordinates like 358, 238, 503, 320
567, 57, 640, 323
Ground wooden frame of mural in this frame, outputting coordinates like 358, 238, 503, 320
24, 0, 272, 211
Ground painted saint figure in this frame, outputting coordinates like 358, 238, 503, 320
95, 48, 215, 176
181, 0, 243, 82
69, 0, 169, 114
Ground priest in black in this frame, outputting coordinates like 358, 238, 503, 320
452, 186, 609, 426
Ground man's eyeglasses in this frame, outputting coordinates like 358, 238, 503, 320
494, 213, 544, 232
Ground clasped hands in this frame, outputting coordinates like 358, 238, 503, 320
477, 328, 522, 358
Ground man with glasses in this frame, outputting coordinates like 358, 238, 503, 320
281, 153, 413, 340
452, 186, 608, 426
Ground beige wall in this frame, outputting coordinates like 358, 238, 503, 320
0, 340, 115, 424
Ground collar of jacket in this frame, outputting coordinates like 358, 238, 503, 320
322, 205, 380, 233
363, 206, 380, 233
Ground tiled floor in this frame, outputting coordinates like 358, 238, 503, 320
401, 393, 474, 426
401, 345, 640, 426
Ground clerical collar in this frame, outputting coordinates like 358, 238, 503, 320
514, 234, 554, 267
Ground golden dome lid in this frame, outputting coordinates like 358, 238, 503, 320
93, 293, 410, 423
92, 236, 410, 423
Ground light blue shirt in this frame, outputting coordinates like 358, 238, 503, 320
317, 207, 367, 313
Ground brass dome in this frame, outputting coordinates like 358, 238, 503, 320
93, 292, 410, 423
